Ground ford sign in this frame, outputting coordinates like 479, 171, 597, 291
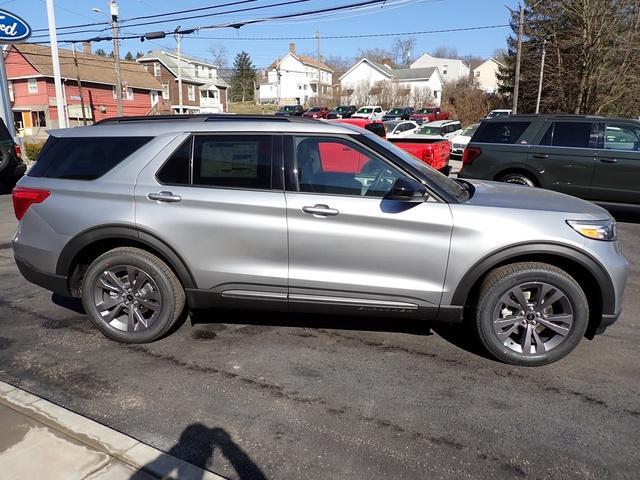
0, 9, 31, 43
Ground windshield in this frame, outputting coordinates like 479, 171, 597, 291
358, 108, 373, 114
383, 121, 401, 132
388, 109, 403, 114
309, 107, 322, 112
416, 126, 442, 135
283, 106, 298, 112
461, 124, 479, 136
361, 131, 468, 201
335, 106, 349, 112
416, 108, 435, 114
488, 110, 510, 118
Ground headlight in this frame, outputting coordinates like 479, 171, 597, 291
566, 219, 616, 241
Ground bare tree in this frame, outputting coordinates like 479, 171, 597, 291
324, 55, 354, 80
392, 37, 417, 67
209, 43, 228, 69
357, 47, 395, 65
431, 45, 458, 59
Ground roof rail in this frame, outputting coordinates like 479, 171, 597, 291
94, 113, 313, 125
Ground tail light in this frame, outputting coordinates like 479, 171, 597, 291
12, 186, 50, 221
462, 146, 482, 165
422, 150, 434, 165
14, 143, 22, 158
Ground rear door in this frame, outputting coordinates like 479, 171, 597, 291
527, 120, 598, 198
590, 121, 640, 204
283, 134, 453, 316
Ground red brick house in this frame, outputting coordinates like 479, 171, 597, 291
137, 50, 228, 114
6, 43, 164, 137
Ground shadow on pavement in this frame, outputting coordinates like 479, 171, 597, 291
130, 424, 267, 480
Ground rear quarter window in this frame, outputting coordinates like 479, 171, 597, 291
29, 136, 152, 180
472, 121, 530, 144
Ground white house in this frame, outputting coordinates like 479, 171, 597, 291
473, 58, 505, 93
339, 58, 443, 106
259, 43, 333, 105
410, 53, 469, 83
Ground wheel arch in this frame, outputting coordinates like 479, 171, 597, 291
493, 167, 540, 186
451, 242, 615, 339
57, 225, 197, 296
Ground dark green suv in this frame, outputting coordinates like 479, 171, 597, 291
0, 119, 26, 192
459, 114, 640, 205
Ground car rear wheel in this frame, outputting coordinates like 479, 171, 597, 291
497, 172, 536, 187
81, 247, 185, 343
474, 262, 588, 366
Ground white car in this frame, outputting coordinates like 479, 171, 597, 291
384, 120, 420, 138
449, 123, 479, 159
486, 109, 512, 118
405, 120, 463, 141
352, 106, 385, 120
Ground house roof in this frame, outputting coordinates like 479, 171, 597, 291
137, 50, 229, 88
10, 43, 162, 91
266, 52, 333, 73
340, 58, 440, 83
410, 53, 469, 68
473, 57, 506, 72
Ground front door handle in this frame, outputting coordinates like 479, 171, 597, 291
532, 154, 549, 159
599, 157, 618, 164
302, 204, 339, 216
147, 191, 182, 203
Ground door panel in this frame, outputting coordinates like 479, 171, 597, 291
135, 134, 288, 292
591, 122, 640, 204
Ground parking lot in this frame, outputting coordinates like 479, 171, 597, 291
0, 193, 638, 479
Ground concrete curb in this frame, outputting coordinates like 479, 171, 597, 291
0, 381, 226, 480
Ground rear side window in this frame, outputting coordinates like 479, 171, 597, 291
157, 138, 191, 185
29, 136, 151, 180
538, 122, 597, 148
472, 121, 530, 144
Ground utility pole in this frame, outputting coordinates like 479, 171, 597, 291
316, 31, 321, 103
276, 56, 281, 105
72, 45, 88, 125
535, 38, 546, 114
512, 4, 524, 115
46, 0, 67, 128
175, 32, 183, 114
110, 0, 123, 116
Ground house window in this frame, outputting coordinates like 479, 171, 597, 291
443, 65, 448, 75
28, 78, 38, 94
7, 81, 13, 101
162, 83, 170, 100
153, 62, 161, 77
150, 91, 159, 107
195, 66, 200, 78
31, 111, 47, 127
475, 70, 481, 78
209, 69, 213, 79
434, 91, 439, 99
188, 85, 196, 101
126, 88, 134, 101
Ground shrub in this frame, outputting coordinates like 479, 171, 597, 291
23, 142, 45, 162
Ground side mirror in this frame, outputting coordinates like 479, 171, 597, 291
385, 177, 427, 202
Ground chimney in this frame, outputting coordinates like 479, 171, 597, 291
381, 57, 392, 68
289, 42, 296, 55
83, 42, 92, 55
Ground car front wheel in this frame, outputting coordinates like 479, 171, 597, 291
474, 262, 588, 366
81, 247, 185, 343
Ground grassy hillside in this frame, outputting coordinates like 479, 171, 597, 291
228, 102, 278, 115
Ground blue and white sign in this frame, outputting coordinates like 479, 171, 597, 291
0, 9, 31, 43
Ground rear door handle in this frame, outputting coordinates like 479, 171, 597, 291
532, 154, 549, 159
302, 204, 340, 216
147, 191, 182, 203
599, 158, 618, 164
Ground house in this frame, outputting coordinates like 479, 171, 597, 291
410, 53, 469, 83
472, 58, 504, 93
259, 43, 333, 105
339, 58, 443, 106
137, 50, 229, 114
5, 43, 164, 137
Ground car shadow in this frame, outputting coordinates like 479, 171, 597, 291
129, 424, 267, 480
599, 204, 640, 224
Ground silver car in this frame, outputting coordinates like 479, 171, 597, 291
12, 115, 628, 366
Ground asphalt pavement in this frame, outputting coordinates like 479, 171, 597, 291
0, 193, 638, 480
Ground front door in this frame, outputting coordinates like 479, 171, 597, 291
135, 133, 288, 301
590, 121, 640, 205
284, 134, 453, 316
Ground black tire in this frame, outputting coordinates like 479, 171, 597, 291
474, 262, 588, 366
81, 247, 185, 343
497, 172, 536, 187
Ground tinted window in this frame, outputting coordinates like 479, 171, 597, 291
294, 136, 402, 197
157, 138, 191, 185
192, 135, 272, 189
29, 136, 151, 180
604, 123, 640, 151
472, 121, 530, 144
364, 123, 386, 138
550, 122, 594, 148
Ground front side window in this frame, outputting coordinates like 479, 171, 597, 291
293, 136, 403, 197
193, 135, 272, 189
472, 121, 530, 144
603, 123, 640, 151
28, 78, 38, 94
538, 122, 597, 148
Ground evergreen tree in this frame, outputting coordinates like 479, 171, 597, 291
95, 48, 107, 57
230, 51, 257, 102
124, 51, 135, 61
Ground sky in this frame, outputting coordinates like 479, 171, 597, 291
4, 0, 517, 69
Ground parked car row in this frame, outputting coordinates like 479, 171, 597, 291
275, 104, 450, 124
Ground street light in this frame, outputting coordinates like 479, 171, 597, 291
93, 1, 123, 116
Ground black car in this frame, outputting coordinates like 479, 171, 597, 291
459, 114, 640, 205
0, 119, 26, 192
327, 105, 357, 119
275, 105, 304, 116
382, 107, 414, 121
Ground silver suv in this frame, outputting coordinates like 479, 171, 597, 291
12, 115, 629, 366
